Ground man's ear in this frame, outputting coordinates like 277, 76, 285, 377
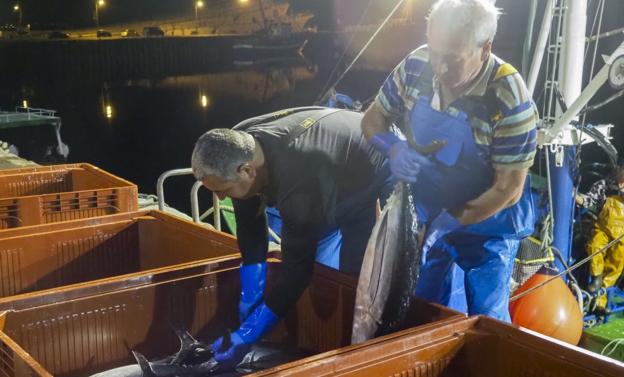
481, 40, 492, 61
238, 162, 256, 179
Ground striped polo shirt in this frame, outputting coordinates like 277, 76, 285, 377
376, 46, 538, 170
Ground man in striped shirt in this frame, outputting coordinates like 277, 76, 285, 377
361, 0, 538, 321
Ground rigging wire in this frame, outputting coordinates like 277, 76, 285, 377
315, 0, 409, 104
316, 0, 376, 104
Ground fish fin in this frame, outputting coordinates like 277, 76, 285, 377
170, 324, 210, 365
132, 351, 157, 377
172, 324, 199, 347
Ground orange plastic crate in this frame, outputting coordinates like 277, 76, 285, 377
0, 210, 241, 305
254, 316, 624, 376
0, 260, 462, 377
0, 163, 137, 229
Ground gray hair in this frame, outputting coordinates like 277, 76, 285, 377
428, 0, 501, 49
191, 128, 255, 181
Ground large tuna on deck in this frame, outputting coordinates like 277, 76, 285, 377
351, 182, 423, 343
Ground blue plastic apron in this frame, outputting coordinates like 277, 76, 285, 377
409, 95, 534, 237
409, 96, 534, 321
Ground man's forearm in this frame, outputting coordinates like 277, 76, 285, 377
361, 101, 395, 140
233, 197, 269, 264
450, 169, 527, 225
265, 230, 319, 317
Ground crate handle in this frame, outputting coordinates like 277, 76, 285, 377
2, 215, 23, 225
42, 204, 120, 215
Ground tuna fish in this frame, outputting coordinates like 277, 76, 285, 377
91, 326, 312, 377
351, 181, 423, 344
90, 325, 217, 377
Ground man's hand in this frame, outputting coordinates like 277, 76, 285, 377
422, 211, 463, 254
210, 332, 250, 371
389, 141, 432, 183
210, 303, 278, 371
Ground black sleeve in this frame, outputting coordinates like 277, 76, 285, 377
265, 190, 325, 317
233, 196, 268, 265
265, 219, 323, 317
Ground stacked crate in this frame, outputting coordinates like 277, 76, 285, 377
0, 164, 137, 229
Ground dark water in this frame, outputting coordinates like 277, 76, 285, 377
0, 38, 388, 212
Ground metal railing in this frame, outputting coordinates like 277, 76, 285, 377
0, 107, 59, 123
156, 168, 223, 231
156, 167, 281, 243
15, 106, 58, 117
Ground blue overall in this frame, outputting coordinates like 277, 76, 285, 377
409, 96, 534, 321
266, 207, 342, 269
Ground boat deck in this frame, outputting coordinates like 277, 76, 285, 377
0, 107, 60, 129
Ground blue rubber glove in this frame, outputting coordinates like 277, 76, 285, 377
389, 141, 433, 183
370, 132, 431, 183
369, 131, 401, 156
422, 211, 463, 254
211, 303, 279, 370
239, 262, 267, 322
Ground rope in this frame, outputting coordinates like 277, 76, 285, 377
569, 279, 584, 313
539, 214, 552, 252
580, 90, 624, 115
601, 338, 624, 358
583, 0, 603, 61
587, 26, 624, 43
544, 148, 556, 245
580, 0, 605, 129
510, 232, 624, 302
315, 0, 408, 104
551, 244, 579, 285
544, 0, 566, 123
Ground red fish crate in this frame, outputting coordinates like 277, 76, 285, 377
253, 315, 624, 377
0, 260, 462, 376
0, 163, 138, 229
0, 210, 241, 304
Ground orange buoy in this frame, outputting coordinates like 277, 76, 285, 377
510, 273, 583, 345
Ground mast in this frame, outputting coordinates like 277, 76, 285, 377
549, 0, 587, 273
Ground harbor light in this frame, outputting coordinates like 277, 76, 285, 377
200, 95, 209, 108
95, 0, 105, 27
194, 1, 204, 23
